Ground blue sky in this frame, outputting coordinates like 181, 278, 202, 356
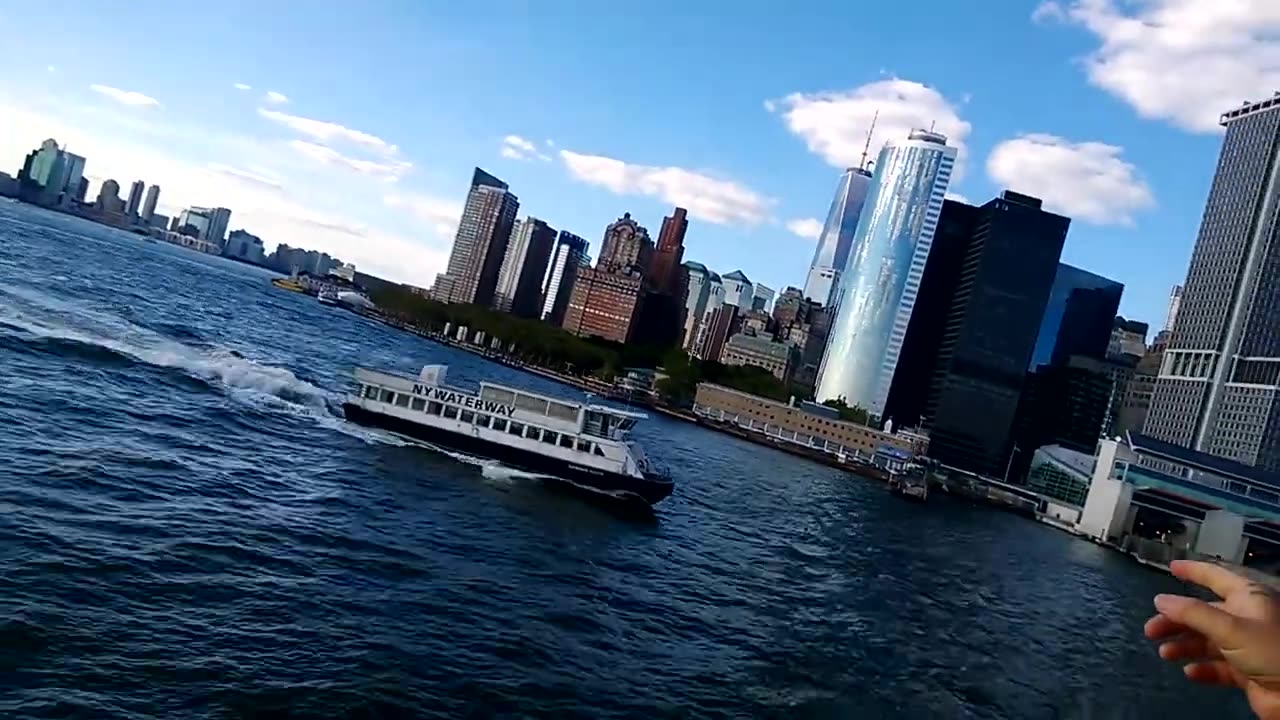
0, 0, 1273, 332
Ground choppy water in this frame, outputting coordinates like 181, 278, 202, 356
0, 202, 1249, 718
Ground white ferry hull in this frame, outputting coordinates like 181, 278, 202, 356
343, 403, 674, 506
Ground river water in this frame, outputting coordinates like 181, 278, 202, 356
0, 202, 1249, 718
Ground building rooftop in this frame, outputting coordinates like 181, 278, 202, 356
1036, 444, 1096, 480
725, 333, 790, 359
1127, 432, 1280, 491
1221, 93, 1280, 125
722, 270, 750, 283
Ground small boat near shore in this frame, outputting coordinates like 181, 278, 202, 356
888, 464, 929, 503
343, 364, 675, 508
271, 276, 306, 293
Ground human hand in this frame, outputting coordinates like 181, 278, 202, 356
1145, 559, 1280, 720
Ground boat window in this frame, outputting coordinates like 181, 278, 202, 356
559, 434, 574, 449
394, 394, 411, 408
515, 393, 550, 415
410, 397, 426, 412
592, 445, 606, 457
476, 414, 490, 428
481, 387, 516, 406
379, 389, 396, 404
363, 385, 379, 399
508, 422, 524, 436
491, 418, 507, 432
443, 406, 458, 420
427, 401, 443, 415
547, 401, 578, 422
460, 410, 475, 424
541, 430, 558, 445
617, 418, 636, 432
576, 439, 592, 453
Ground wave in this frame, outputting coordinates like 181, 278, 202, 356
0, 285, 336, 418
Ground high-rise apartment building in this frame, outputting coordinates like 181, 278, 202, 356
721, 270, 753, 308
680, 262, 712, 351
1109, 317, 1149, 360
803, 167, 873, 307
141, 185, 160, 222
18, 139, 84, 207
493, 217, 557, 317
815, 129, 956, 415
176, 206, 232, 246
126, 181, 145, 217
917, 192, 1070, 476
434, 168, 520, 306
1146, 97, 1280, 469
648, 207, 688, 296
539, 231, 589, 326
562, 214, 651, 343
690, 274, 726, 359
96, 179, 125, 214
752, 284, 775, 313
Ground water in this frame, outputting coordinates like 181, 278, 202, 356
0, 202, 1249, 718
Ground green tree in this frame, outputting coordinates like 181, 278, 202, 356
821, 397, 872, 425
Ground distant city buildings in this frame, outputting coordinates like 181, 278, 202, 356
803, 166, 872, 307
721, 270, 753, 309
816, 129, 957, 416
1030, 264, 1124, 370
96, 179, 125, 215
493, 217, 557, 318
648, 207, 688, 296
720, 332, 793, 381
126, 180, 144, 217
1146, 97, 1280, 470
141, 185, 160, 222
433, 168, 520, 306
751, 283, 775, 313
18, 139, 85, 208
679, 262, 712, 351
176, 206, 232, 247
1163, 284, 1183, 333
224, 229, 267, 265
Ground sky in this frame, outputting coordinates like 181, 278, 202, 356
1, 0, 1275, 331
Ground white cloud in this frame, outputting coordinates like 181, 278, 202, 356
233, 83, 252, 91
1031, 1, 1066, 23
767, 78, 972, 177
384, 192, 463, 238
986, 133, 1154, 225
265, 90, 289, 104
288, 140, 412, 180
785, 217, 823, 240
501, 134, 550, 161
258, 108, 398, 155
544, 139, 555, 147
559, 149, 774, 225
1040, 0, 1280, 133
206, 162, 283, 189
90, 84, 161, 108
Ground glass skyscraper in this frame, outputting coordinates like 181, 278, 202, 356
815, 130, 956, 416
803, 167, 873, 307
1146, 96, 1280, 470
1029, 263, 1123, 370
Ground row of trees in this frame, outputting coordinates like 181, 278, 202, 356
372, 286, 870, 417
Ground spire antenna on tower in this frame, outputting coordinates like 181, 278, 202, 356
859, 110, 879, 170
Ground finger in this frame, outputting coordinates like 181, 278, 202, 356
1171, 560, 1253, 599
1184, 661, 1241, 688
1160, 636, 1222, 662
1155, 595, 1251, 649
1145, 613, 1195, 640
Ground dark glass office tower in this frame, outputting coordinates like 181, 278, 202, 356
921, 191, 1070, 476
1029, 264, 1123, 370
1147, 96, 1280, 470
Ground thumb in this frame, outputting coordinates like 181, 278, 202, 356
1155, 594, 1251, 650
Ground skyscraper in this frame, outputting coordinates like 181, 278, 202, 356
540, 231, 589, 326
435, 168, 520, 306
815, 129, 957, 415
803, 167, 873, 307
493, 217, 557, 317
648, 207, 688, 296
96, 179, 124, 214
126, 181, 145, 217
1146, 97, 1280, 469
177, 206, 232, 246
142, 185, 161, 222
680, 262, 712, 350
1028, 264, 1124, 370
205, 207, 231, 247
721, 270, 753, 308
1164, 284, 1183, 333
562, 214, 651, 343
690, 274, 726, 360
751, 284, 775, 313
18, 139, 84, 207
919, 191, 1070, 476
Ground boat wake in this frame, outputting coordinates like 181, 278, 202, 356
0, 284, 344, 423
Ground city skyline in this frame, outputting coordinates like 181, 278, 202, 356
0, 1, 1259, 331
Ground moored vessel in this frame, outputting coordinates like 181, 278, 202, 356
343, 364, 674, 507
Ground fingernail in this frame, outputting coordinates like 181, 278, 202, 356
1155, 594, 1184, 612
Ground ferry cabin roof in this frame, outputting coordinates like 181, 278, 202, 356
353, 367, 643, 441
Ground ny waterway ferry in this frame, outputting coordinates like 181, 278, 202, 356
343, 364, 675, 506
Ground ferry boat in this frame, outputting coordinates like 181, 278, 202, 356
318, 289, 340, 305
343, 364, 675, 507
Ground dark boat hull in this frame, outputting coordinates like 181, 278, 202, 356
343, 403, 674, 506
